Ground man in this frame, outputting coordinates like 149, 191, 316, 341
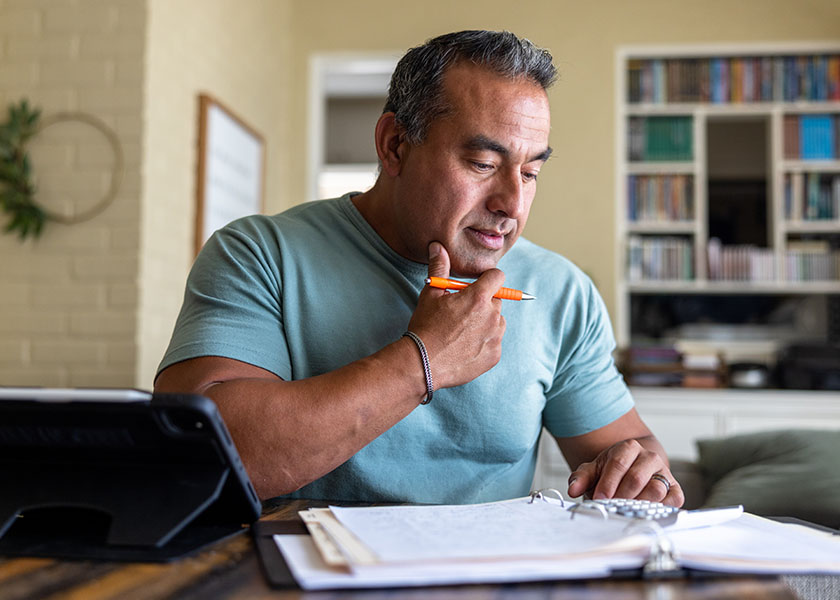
155, 30, 683, 507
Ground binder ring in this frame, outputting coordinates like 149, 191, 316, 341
570, 501, 609, 520
528, 488, 565, 506
624, 521, 681, 577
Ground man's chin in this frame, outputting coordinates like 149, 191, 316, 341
449, 256, 503, 279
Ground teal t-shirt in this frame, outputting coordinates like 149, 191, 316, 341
159, 194, 633, 503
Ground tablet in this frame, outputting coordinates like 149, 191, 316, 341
0, 387, 261, 561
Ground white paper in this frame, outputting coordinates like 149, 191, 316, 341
274, 534, 640, 591
670, 513, 840, 572
329, 498, 646, 563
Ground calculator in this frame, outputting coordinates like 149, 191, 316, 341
573, 498, 679, 522
571, 498, 743, 529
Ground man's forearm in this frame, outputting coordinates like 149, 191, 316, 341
155, 337, 428, 499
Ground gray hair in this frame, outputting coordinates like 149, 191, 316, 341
384, 30, 556, 145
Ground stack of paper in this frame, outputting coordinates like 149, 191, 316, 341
272, 496, 840, 590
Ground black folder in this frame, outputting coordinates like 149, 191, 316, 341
0, 387, 261, 562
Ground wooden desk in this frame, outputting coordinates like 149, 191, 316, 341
0, 499, 822, 600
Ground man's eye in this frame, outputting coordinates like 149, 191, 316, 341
472, 162, 494, 171
522, 171, 539, 182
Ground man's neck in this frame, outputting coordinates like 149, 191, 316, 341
351, 181, 401, 254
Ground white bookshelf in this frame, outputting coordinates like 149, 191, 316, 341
615, 43, 840, 346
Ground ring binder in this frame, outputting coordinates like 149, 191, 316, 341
273, 494, 840, 590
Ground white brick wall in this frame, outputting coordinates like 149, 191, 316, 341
0, 0, 290, 389
0, 0, 145, 388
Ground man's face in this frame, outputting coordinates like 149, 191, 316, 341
391, 62, 552, 278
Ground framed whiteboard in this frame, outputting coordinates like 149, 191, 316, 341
195, 94, 266, 256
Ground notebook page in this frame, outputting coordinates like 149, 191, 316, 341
669, 513, 840, 573
329, 497, 647, 564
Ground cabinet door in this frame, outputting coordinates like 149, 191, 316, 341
727, 414, 840, 435
638, 412, 718, 460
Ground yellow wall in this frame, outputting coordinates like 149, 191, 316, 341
139, 0, 291, 386
286, 0, 840, 321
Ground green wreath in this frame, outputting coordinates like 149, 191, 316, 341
0, 100, 45, 239
0, 100, 124, 240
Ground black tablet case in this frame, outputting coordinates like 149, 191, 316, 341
0, 389, 261, 562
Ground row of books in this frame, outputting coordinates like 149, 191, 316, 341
783, 114, 840, 160
627, 54, 840, 104
627, 174, 694, 222
628, 237, 840, 283
626, 235, 694, 281
784, 172, 840, 221
784, 242, 840, 281
627, 116, 693, 162
707, 240, 776, 281
618, 345, 724, 388
707, 239, 840, 282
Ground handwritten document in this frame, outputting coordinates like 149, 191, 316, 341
329, 498, 645, 563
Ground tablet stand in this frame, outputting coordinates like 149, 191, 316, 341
0, 390, 261, 562
0, 463, 236, 561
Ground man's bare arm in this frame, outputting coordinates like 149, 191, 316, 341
555, 408, 684, 507
155, 343, 427, 500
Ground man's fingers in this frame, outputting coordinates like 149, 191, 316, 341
612, 450, 662, 499
567, 463, 598, 499
639, 473, 685, 507
590, 440, 644, 500
468, 268, 506, 300
427, 241, 450, 279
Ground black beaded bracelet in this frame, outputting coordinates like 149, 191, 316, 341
403, 331, 434, 405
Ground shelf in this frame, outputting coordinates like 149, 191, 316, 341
626, 221, 696, 234
626, 162, 696, 174
626, 101, 840, 116
627, 280, 840, 294
782, 160, 840, 173
617, 45, 840, 347
784, 221, 840, 234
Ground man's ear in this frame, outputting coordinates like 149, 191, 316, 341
374, 112, 406, 177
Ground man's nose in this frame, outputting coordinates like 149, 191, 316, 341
487, 169, 526, 219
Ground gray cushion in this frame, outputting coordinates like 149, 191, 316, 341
696, 429, 840, 529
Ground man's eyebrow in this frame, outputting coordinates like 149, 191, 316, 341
464, 135, 553, 163
534, 147, 553, 162
464, 135, 508, 156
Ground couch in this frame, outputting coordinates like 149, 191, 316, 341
671, 429, 840, 529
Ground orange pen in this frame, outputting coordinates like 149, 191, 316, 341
425, 276, 536, 301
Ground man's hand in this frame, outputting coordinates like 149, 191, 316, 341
566, 438, 684, 507
405, 241, 506, 390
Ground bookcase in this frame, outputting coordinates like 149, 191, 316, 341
615, 43, 840, 354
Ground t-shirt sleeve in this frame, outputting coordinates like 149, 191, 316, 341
156, 219, 292, 379
542, 274, 634, 438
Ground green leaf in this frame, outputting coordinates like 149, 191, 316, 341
0, 98, 45, 240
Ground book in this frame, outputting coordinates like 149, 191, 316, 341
800, 114, 835, 160
783, 114, 799, 159
272, 495, 840, 590
643, 116, 693, 161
